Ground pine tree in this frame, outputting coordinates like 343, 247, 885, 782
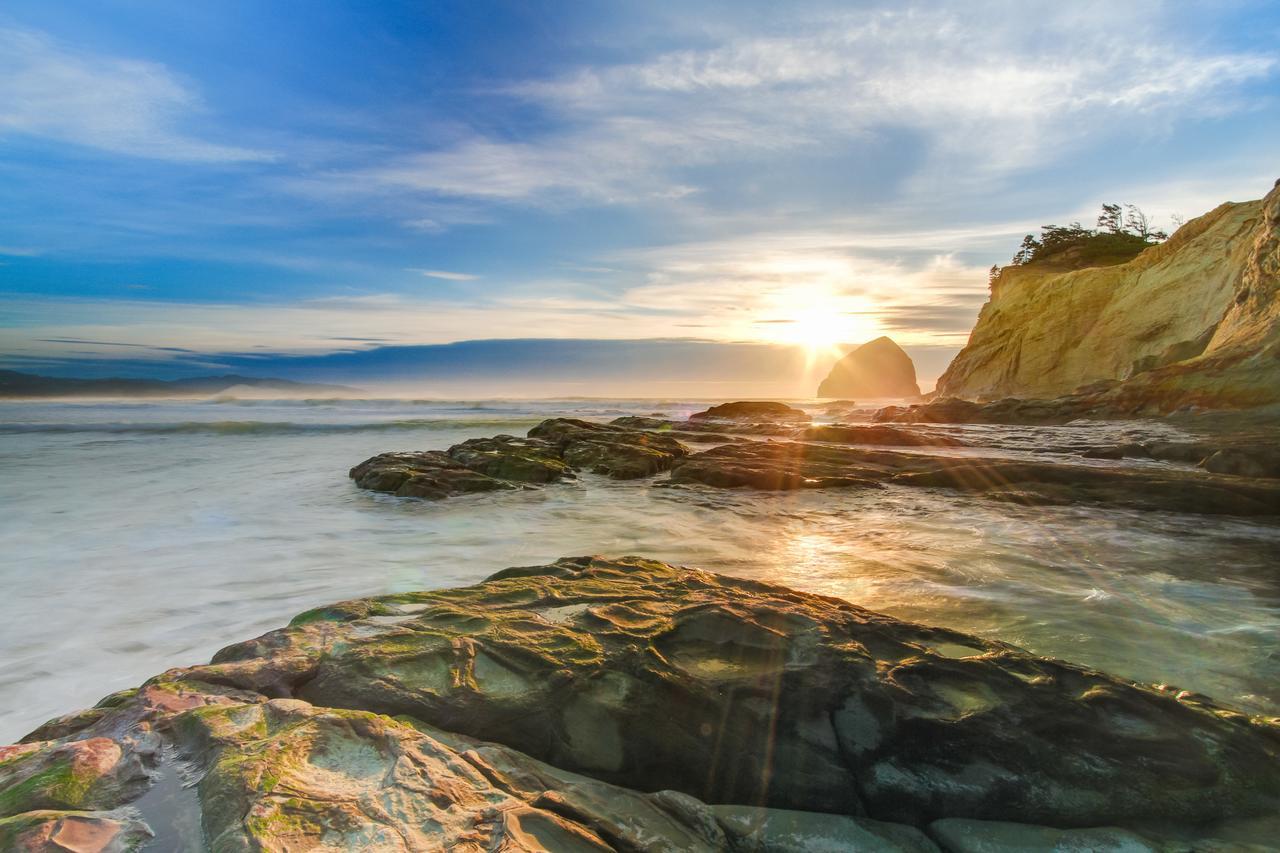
1096, 203, 1123, 233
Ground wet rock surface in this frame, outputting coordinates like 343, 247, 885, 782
0, 808, 153, 852
177, 698, 730, 852
350, 410, 1280, 515
667, 440, 1280, 514
4, 557, 1279, 851
667, 441, 890, 491
798, 424, 967, 447
350, 419, 689, 499
874, 396, 1106, 426
527, 418, 689, 479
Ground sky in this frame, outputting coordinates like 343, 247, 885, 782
0, 0, 1277, 394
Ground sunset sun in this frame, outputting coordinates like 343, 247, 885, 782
752, 288, 881, 367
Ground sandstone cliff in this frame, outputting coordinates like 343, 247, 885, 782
936, 180, 1280, 411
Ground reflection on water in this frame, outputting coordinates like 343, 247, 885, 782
0, 398, 1277, 741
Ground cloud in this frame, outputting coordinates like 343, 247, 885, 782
34, 337, 195, 353
409, 269, 480, 281
349, 5, 1274, 207
602, 228, 994, 347
0, 26, 272, 162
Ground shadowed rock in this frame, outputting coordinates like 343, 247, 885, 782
927, 819, 1160, 852
1201, 446, 1280, 479
688, 401, 809, 421
818, 337, 921, 399
875, 396, 1102, 426
5, 557, 1279, 848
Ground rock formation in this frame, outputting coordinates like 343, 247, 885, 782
350, 419, 688, 499
818, 337, 921, 399
665, 441, 1280, 514
688, 401, 809, 421
5, 557, 1279, 850
937, 179, 1280, 411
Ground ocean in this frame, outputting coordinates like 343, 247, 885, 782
1, 396, 1278, 742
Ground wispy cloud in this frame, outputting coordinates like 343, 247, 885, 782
348, 5, 1274, 207
0, 26, 273, 163
408, 268, 480, 281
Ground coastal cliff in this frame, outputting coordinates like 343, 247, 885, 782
936, 180, 1280, 411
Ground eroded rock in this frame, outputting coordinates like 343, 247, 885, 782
0, 738, 150, 818
0, 809, 152, 853
6, 557, 1280, 848
175, 557, 1280, 828
176, 698, 728, 852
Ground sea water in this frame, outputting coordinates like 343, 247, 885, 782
1, 397, 1278, 742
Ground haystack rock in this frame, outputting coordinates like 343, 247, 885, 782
818, 336, 921, 399
936, 179, 1280, 411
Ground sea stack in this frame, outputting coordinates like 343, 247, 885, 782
818, 336, 921, 399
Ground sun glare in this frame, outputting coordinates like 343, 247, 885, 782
752, 288, 881, 370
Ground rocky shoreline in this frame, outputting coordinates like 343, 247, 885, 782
349, 405, 1280, 516
6, 400, 1279, 850
4, 556, 1279, 851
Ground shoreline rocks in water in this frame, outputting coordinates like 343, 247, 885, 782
666, 440, 1280, 514
688, 401, 810, 422
351, 411, 1280, 514
798, 424, 967, 447
4, 556, 1278, 850
350, 418, 689, 499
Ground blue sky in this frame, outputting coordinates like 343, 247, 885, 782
1, 0, 1277, 391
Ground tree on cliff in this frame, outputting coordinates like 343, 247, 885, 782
1097, 203, 1123, 233
1008, 203, 1167, 270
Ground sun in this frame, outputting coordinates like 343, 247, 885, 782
776, 307, 852, 351
754, 294, 879, 369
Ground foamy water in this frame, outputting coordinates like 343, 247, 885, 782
1, 397, 1278, 741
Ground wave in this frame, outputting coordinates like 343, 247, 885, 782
0, 417, 543, 436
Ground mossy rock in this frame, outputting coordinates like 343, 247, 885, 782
171, 556, 1280, 828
